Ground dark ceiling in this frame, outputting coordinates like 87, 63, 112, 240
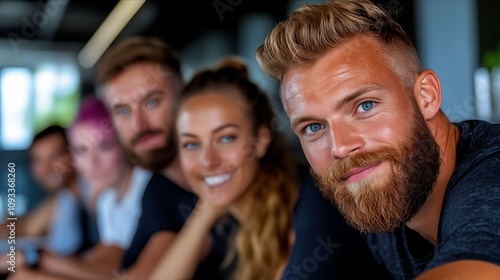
0, 0, 415, 51
0, 0, 291, 52
0, 0, 415, 92
0, 0, 298, 92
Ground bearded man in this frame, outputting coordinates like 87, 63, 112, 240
256, 0, 500, 279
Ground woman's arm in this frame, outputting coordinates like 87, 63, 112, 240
416, 260, 500, 280
147, 200, 227, 280
121, 230, 177, 279
35, 243, 123, 280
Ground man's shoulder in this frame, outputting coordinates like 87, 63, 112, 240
452, 120, 500, 184
142, 172, 197, 204
444, 120, 500, 223
132, 172, 198, 236
146, 172, 187, 191
435, 122, 500, 268
455, 120, 500, 155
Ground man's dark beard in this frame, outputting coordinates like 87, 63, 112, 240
126, 130, 176, 173
311, 108, 441, 233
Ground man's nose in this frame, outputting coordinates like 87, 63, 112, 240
131, 110, 149, 133
329, 122, 365, 160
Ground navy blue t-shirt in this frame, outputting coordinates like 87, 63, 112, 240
121, 173, 227, 279
366, 120, 500, 279
282, 166, 391, 280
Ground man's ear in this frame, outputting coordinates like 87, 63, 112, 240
255, 126, 272, 159
413, 69, 442, 120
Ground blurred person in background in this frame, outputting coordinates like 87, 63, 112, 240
69, 96, 140, 215
7, 96, 150, 280
1, 124, 98, 275
149, 58, 390, 280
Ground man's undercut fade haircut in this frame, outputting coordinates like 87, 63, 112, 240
256, 0, 422, 88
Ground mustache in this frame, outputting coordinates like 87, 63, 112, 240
130, 129, 165, 146
322, 146, 401, 183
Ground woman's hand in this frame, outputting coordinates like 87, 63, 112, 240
190, 198, 229, 226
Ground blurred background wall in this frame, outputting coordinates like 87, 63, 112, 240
0, 0, 499, 215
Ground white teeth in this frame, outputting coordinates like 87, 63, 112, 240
204, 174, 231, 186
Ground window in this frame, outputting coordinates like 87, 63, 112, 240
0, 62, 80, 151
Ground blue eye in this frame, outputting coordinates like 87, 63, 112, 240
358, 101, 374, 112
220, 135, 235, 143
183, 142, 198, 150
146, 99, 158, 107
116, 107, 130, 117
304, 123, 323, 134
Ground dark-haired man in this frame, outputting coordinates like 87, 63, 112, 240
2, 125, 98, 277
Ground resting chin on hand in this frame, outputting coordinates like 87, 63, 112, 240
416, 260, 500, 280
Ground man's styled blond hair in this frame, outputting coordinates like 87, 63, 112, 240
256, 0, 421, 89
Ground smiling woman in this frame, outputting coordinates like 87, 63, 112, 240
148, 57, 391, 280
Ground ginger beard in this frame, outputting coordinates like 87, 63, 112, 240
126, 128, 176, 173
311, 107, 442, 233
